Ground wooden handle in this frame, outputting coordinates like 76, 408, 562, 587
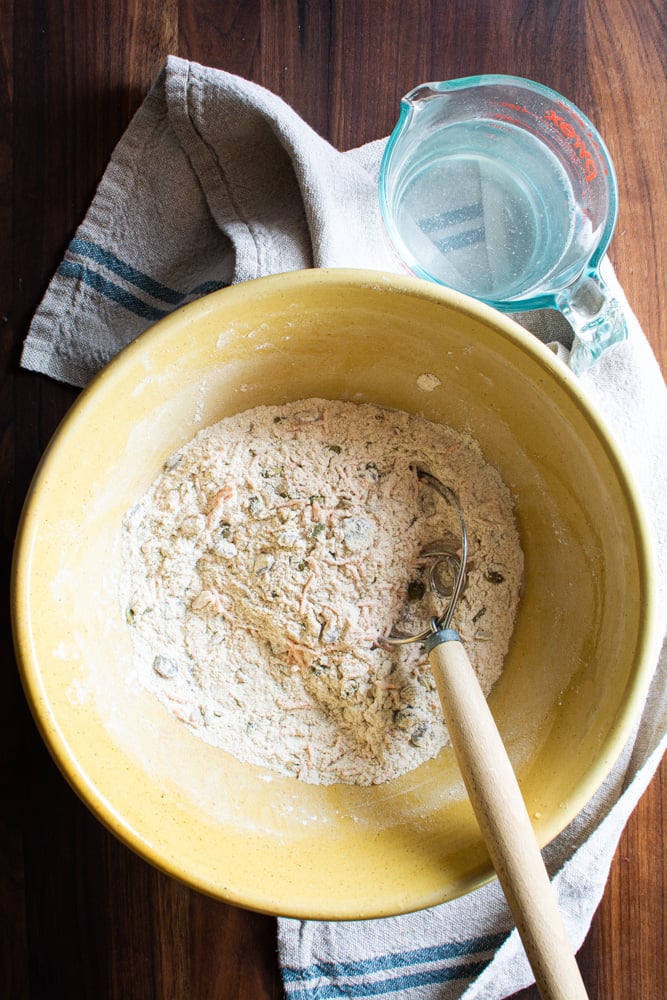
428, 634, 589, 1000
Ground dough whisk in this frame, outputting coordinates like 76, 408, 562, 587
385, 468, 588, 1000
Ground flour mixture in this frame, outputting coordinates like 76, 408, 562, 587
121, 398, 523, 785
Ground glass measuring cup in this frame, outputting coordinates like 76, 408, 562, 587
379, 75, 628, 373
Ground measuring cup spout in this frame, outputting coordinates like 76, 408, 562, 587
403, 82, 446, 106
395, 84, 442, 132
557, 271, 628, 374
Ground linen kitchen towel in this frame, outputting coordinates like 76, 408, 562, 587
22, 58, 395, 387
22, 57, 667, 999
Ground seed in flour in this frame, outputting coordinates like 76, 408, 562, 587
121, 398, 523, 786
153, 655, 179, 679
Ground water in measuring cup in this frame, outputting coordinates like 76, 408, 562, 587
393, 120, 581, 302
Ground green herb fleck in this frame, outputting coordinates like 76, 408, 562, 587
327, 444, 342, 454
485, 569, 505, 584
310, 522, 326, 539
472, 607, 487, 624
126, 608, 136, 626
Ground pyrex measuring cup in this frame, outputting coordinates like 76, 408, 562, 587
379, 75, 628, 373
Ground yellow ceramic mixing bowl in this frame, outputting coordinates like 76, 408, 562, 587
12, 269, 660, 919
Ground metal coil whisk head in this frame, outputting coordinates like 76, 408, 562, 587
384, 468, 468, 646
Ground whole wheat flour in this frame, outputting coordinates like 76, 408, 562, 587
121, 398, 523, 785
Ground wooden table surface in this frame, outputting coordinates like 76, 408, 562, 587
2, 2, 665, 997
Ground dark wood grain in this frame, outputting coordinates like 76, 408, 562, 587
2, 2, 665, 998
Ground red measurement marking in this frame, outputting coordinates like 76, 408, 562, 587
500, 101, 529, 113
544, 109, 598, 181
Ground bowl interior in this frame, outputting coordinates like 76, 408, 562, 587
12, 269, 657, 919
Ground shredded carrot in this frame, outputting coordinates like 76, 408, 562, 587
206, 484, 234, 528
286, 638, 315, 671
299, 572, 317, 615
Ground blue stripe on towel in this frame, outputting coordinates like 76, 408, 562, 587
59, 242, 229, 319
283, 932, 507, 981
188, 279, 229, 296
284, 957, 491, 998
419, 202, 484, 233
69, 238, 187, 305
282, 931, 508, 998
57, 260, 169, 321
435, 227, 486, 253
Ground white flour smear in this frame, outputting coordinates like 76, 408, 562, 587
121, 398, 523, 785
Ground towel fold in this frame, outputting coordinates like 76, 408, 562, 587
22, 56, 667, 999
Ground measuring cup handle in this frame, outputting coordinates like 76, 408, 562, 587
557, 270, 628, 374
426, 630, 589, 1000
